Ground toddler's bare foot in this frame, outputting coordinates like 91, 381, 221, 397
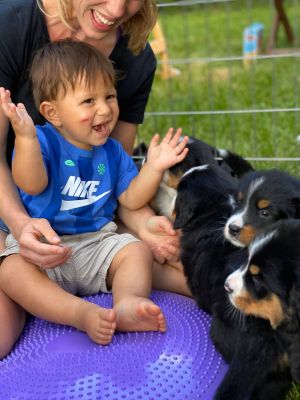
75, 301, 116, 345
114, 296, 167, 333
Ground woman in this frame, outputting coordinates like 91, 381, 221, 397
0, 0, 188, 359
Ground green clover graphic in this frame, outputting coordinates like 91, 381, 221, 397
97, 163, 106, 175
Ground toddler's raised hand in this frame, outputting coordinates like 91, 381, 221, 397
0, 87, 36, 139
147, 128, 189, 172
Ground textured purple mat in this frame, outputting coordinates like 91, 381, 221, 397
0, 291, 228, 400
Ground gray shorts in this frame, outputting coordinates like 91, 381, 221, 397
1, 222, 139, 296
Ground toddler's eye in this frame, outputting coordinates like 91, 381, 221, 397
83, 98, 94, 104
107, 94, 117, 101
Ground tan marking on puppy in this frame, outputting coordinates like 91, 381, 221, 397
278, 352, 289, 370
238, 191, 243, 201
167, 172, 181, 189
233, 292, 284, 329
237, 225, 257, 246
258, 199, 271, 209
171, 209, 176, 222
249, 264, 260, 276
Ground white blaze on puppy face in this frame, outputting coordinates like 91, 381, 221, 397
248, 230, 277, 260
182, 164, 209, 179
224, 177, 265, 246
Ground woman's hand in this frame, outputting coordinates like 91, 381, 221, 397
17, 218, 72, 269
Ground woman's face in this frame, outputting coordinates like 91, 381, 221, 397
72, 0, 144, 39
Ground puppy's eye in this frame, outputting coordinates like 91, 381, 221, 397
249, 264, 260, 276
258, 209, 270, 218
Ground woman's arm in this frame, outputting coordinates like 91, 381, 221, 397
110, 120, 137, 155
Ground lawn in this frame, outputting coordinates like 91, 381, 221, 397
139, 1, 300, 398
139, 0, 300, 175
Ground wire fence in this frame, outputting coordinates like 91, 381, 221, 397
139, 0, 300, 175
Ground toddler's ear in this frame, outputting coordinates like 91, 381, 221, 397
39, 101, 61, 127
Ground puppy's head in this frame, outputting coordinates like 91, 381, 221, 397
224, 169, 300, 247
224, 220, 300, 329
151, 137, 220, 218
173, 164, 237, 230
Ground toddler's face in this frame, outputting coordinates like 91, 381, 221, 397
52, 75, 119, 150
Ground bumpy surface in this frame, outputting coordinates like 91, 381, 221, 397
0, 291, 228, 400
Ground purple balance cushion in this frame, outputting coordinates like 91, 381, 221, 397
0, 291, 228, 400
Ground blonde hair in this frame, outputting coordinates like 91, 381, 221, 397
37, 0, 158, 55
30, 40, 115, 107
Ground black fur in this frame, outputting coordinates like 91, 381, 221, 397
133, 136, 253, 179
173, 164, 243, 314
174, 166, 300, 399
135, 137, 253, 219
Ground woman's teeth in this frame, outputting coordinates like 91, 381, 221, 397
93, 10, 115, 26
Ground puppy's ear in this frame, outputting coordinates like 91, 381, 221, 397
173, 191, 195, 229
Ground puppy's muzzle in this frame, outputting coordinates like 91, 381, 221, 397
224, 279, 233, 293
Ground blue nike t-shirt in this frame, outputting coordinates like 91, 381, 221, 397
18, 123, 138, 235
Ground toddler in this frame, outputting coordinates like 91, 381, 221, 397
0, 40, 188, 345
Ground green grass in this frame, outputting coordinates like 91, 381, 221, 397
139, 0, 300, 175
287, 383, 300, 400
139, 2, 300, 398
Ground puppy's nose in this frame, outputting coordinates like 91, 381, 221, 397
228, 223, 241, 237
224, 280, 233, 293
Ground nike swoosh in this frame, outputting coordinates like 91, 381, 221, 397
60, 190, 111, 211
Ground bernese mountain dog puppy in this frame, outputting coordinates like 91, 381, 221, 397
148, 137, 253, 219
173, 165, 300, 399
211, 219, 300, 400
173, 163, 244, 313
224, 169, 300, 247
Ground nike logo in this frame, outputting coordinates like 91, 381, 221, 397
60, 190, 111, 211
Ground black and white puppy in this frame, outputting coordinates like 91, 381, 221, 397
173, 164, 300, 399
134, 137, 253, 219
224, 169, 300, 247
173, 164, 243, 313
212, 220, 300, 400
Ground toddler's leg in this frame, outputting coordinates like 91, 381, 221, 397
152, 261, 192, 297
107, 242, 166, 333
0, 254, 116, 345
